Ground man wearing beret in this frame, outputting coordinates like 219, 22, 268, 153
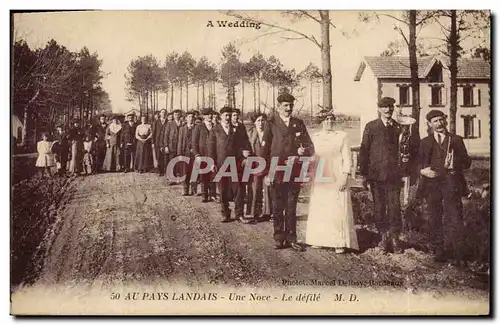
208, 106, 250, 223
260, 93, 315, 250
152, 109, 168, 176
93, 115, 108, 172
121, 113, 136, 173
192, 108, 215, 203
177, 110, 197, 196
359, 96, 403, 253
163, 109, 183, 184
418, 109, 471, 265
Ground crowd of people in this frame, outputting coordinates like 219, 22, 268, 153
34, 93, 471, 265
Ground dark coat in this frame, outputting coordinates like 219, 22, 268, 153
152, 119, 168, 147
163, 120, 182, 153
359, 118, 402, 183
177, 124, 196, 156
208, 124, 244, 168
93, 123, 108, 141
121, 122, 136, 145
192, 123, 211, 157
417, 133, 471, 197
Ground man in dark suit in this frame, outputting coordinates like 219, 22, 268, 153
177, 110, 197, 196
418, 109, 471, 264
121, 113, 136, 173
359, 96, 403, 253
192, 108, 214, 203
163, 109, 183, 184
53, 124, 70, 176
93, 115, 108, 172
261, 93, 315, 251
208, 106, 251, 223
152, 109, 168, 176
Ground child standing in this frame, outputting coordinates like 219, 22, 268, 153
35, 133, 55, 177
82, 134, 94, 175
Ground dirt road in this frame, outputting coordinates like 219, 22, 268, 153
11, 172, 485, 292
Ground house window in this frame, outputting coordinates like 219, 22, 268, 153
462, 115, 477, 139
399, 86, 410, 106
463, 86, 474, 107
431, 87, 442, 106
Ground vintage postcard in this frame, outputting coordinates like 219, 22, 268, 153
10, 10, 491, 315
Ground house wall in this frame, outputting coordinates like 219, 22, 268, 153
12, 115, 23, 143
356, 68, 379, 141
376, 78, 490, 155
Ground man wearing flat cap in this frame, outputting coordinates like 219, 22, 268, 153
418, 109, 471, 265
359, 96, 403, 254
260, 93, 315, 250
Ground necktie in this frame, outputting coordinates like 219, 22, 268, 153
438, 133, 442, 144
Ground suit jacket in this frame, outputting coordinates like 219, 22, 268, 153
232, 122, 251, 152
53, 131, 70, 149
121, 122, 136, 145
417, 133, 471, 196
152, 119, 168, 147
259, 115, 314, 182
93, 123, 108, 142
359, 118, 401, 183
177, 124, 196, 156
162, 120, 182, 153
260, 116, 314, 160
192, 123, 211, 157
208, 124, 244, 168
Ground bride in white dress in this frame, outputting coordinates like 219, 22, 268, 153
305, 113, 359, 253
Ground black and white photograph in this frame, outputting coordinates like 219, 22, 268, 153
9, 9, 491, 315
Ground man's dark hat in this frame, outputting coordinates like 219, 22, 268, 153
426, 109, 446, 121
185, 110, 196, 116
192, 110, 200, 115
201, 108, 213, 115
219, 106, 233, 114
232, 108, 241, 114
378, 97, 396, 108
172, 109, 182, 114
277, 93, 295, 103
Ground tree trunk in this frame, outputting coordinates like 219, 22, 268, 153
170, 84, 174, 112
202, 82, 206, 108
449, 10, 458, 134
320, 10, 333, 111
408, 10, 421, 138
257, 76, 261, 112
241, 78, 245, 115
180, 82, 183, 109
21, 88, 40, 146
197, 83, 200, 109
165, 86, 168, 111
186, 80, 189, 110
272, 83, 276, 113
253, 77, 256, 113
310, 80, 313, 118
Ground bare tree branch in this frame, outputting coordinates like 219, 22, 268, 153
300, 10, 321, 24
378, 13, 409, 25
224, 11, 322, 48
396, 26, 410, 45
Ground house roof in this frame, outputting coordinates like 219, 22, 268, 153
354, 55, 490, 81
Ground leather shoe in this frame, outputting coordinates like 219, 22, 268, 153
290, 242, 305, 252
274, 241, 284, 249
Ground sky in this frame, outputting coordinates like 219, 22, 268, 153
12, 10, 488, 116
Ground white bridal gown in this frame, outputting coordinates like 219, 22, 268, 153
305, 130, 359, 250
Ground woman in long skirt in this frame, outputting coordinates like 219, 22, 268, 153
134, 115, 153, 173
102, 116, 122, 172
305, 112, 359, 254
